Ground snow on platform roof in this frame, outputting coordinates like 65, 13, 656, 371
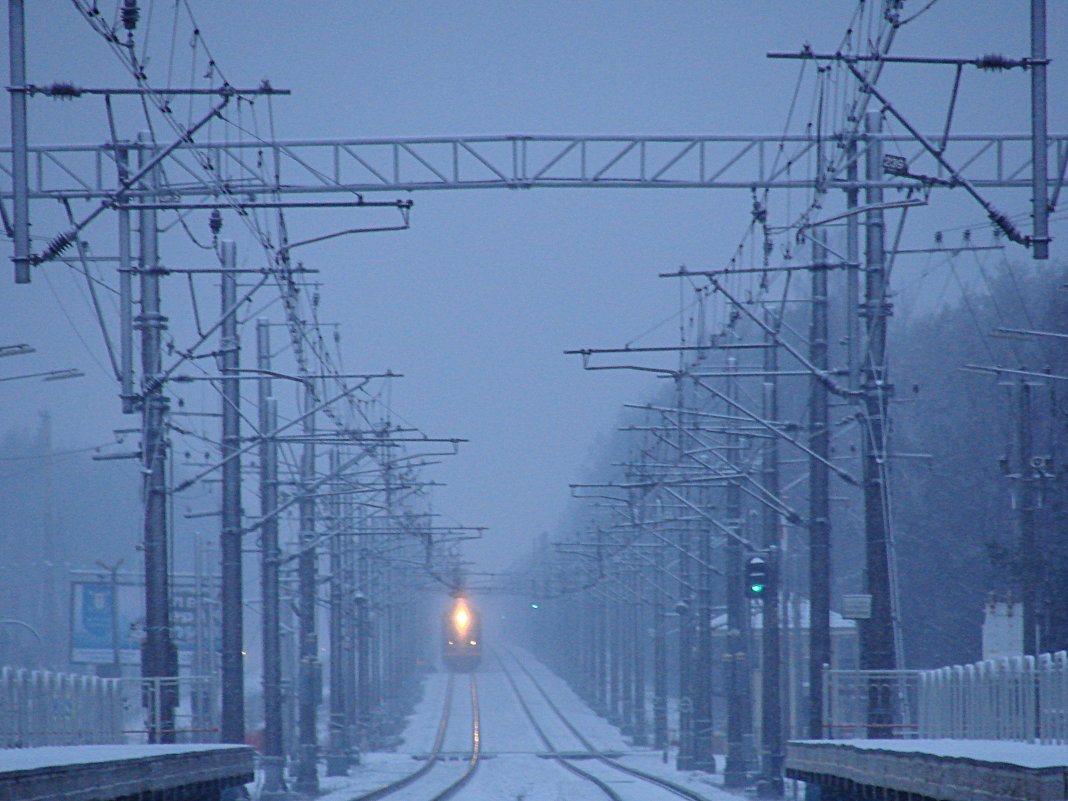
0, 744, 247, 773
803, 739, 1068, 770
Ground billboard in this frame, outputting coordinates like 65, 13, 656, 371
70, 580, 218, 667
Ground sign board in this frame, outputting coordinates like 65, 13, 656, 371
841, 593, 872, 620
70, 580, 218, 667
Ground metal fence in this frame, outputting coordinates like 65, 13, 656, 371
821, 668, 921, 739
823, 651, 1068, 743
919, 651, 1068, 743
0, 666, 123, 746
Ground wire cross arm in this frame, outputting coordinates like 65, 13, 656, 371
26, 81, 291, 98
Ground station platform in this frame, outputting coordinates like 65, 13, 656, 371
0, 744, 254, 801
786, 739, 1068, 801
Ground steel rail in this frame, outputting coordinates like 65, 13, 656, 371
504, 648, 714, 801
347, 673, 456, 801
494, 650, 623, 801
426, 673, 481, 801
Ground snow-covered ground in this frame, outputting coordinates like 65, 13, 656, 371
302, 646, 755, 801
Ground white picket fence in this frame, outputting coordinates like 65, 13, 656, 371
824, 651, 1068, 743
0, 666, 123, 746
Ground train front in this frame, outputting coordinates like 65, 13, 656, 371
442, 596, 482, 671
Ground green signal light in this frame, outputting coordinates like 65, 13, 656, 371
750, 583, 765, 594
531, 603, 539, 609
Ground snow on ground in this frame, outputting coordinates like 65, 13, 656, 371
511, 646, 750, 801
315, 671, 468, 801
306, 646, 755, 801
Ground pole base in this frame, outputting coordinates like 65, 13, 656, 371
756, 777, 785, 798
723, 768, 748, 789
325, 753, 349, 777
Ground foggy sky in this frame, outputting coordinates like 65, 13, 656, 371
1, 1, 1065, 572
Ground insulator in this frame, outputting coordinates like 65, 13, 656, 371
122, 0, 139, 32
209, 209, 223, 235
977, 53, 1016, 71
47, 82, 82, 100
44, 231, 75, 260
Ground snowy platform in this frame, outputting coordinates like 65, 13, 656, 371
786, 739, 1068, 801
0, 744, 254, 801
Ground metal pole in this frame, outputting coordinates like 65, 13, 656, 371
137, 132, 176, 743
295, 380, 320, 794
8, 0, 30, 282
724, 357, 748, 786
327, 448, 350, 776
809, 234, 832, 741
861, 110, 898, 733
760, 315, 783, 797
1031, 0, 1049, 260
220, 240, 244, 744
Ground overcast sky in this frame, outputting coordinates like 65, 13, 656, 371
2, 1, 1065, 571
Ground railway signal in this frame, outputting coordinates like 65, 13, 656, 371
745, 556, 771, 599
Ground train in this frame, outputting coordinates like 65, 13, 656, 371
442, 595, 482, 671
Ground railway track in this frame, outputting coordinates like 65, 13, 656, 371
348, 672, 481, 801
500, 648, 713, 801
494, 649, 627, 801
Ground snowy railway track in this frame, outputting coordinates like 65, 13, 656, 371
348, 672, 481, 801
501, 648, 713, 801
495, 649, 627, 801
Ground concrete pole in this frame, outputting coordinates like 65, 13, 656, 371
1031, 0, 1049, 260
808, 233, 832, 740
1017, 380, 1040, 657
846, 137, 861, 392
676, 543, 694, 770
621, 570, 635, 735
327, 448, 350, 776
653, 542, 668, 751
257, 321, 286, 796
116, 144, 136, 413
861, 110, 898, 732
8, 0, 30, 283
594, 589, 606, 713
295, 380, 320, 794
759, 315, 784, 798
724, 358, 749, 786
693, 500, 716, 773
137, 132, 176, 743
219, 240, 245, 744
675, 377, 695, 771
343, 491, 360, 765
631, 566, 647, 745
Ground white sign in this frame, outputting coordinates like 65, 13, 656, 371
841, 594, 872, 620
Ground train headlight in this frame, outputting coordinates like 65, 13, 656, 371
453, 602, 471, 636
